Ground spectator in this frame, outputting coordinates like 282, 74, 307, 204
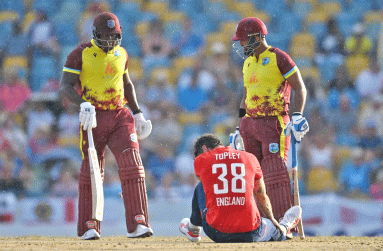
0, 146, 31, 198
304, 130, 336, 171
25, 100, 55, 138
0, 68, 31, 115
303, 76, 326, 121
338, 148, 372, 198
57, 103, 80, 150
344, 23, 373, 56
315, 17, 345, 66
170, 15, 205, 58
27, 10, 60, 60
358, 94, 383, 137
144, 102, 183, 155
177, 57, 216, 92
174, 137, 199, 197
141, 19, 172, 73
51, 168, 78, 197
146, 72, 177, 107
369, 169, 383, 200
177, 65, 208, 112
0, 114, 29, 164
357, 119, 383, 154
354, 56, 383, 100
326, 64, 359, 110
77, 1, 109, 44
5, 20, 29, 57
327, 94, 357, 140
145, 146, 176, 200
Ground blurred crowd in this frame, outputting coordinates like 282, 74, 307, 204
0, 0, 383, 201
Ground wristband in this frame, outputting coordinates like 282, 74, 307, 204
239, 108, 246, 118
132, 109, 142, 115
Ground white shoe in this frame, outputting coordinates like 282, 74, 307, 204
127, 224, 153, 238
280, 206, 302, 233
81, 229, 100, 240
179, 218, 201, 242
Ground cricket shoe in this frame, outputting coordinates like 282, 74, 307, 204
280, 206, 302, 236
179, 218, 201, 242
127, 224, 153, 238
81, 229, 100, 240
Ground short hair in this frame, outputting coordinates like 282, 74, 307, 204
193, 134, 223, 158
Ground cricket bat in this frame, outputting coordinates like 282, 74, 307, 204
87, 129, 104, 221
291, 135, 305, 240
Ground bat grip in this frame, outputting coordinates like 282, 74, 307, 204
87, 129, 95, 149
291, 135, 297, 168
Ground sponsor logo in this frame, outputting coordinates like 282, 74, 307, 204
87, 220, 96, 229
269, 143, 279, 153
135, 215, 145, 224
107, 20, 115, 28
262, 57, 270, 65
130, 133, 138, 142
35, 202, 52, 221
114, 50, 121, 57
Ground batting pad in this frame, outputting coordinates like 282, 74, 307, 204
261, 155, 293, 222
118, 148, 150, 233
77, 159, 101, 236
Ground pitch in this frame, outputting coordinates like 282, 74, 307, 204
0, 236, 382, 250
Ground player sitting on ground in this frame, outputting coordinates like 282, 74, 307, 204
179, 134, 301, 242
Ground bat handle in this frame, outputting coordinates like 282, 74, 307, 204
87, 129, 95, 149
291, 135, 297, 168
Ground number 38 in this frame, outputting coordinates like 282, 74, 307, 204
212, 163, 246, 194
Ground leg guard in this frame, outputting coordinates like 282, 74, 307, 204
118, 148, 150, 233
77, 159, 103, 237
261, 154, 293, 222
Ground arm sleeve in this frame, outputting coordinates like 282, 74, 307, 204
63, 45, 84, 74
275, 48, 298, 79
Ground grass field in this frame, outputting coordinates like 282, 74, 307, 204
1, 236, 382, 250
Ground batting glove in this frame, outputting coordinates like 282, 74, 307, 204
285, 113, 309, 143
229, 127, 244, 151
133, 112, 152, 140
79, 102, 97, 131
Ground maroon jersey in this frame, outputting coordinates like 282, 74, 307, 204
194, 146, 263, 233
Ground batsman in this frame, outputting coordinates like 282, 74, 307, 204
60, 12, 153, 240
230, 17, 309, 238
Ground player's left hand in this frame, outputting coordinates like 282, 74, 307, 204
285, 113, 309, 143
229, 127, 244, 151
133, 112, 152, 140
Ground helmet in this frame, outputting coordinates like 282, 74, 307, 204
92, 12, 122, 51
232, 17, 267, 57
232, 17, 268, 41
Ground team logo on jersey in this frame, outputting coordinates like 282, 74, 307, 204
107, 20, 115, 28
130, 133, 138, 142
114, 50, 121, 57
262, 57, 270, 66
269, 143, 279, 153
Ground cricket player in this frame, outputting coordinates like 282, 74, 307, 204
229, 17, 309, 234
179, 134, 302, 243
60, 12, 153, 240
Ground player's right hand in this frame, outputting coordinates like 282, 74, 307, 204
133, 112, 152, 140
79, 102, 97, 131
229, 127, 244, 151
285, 113, 309, 143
